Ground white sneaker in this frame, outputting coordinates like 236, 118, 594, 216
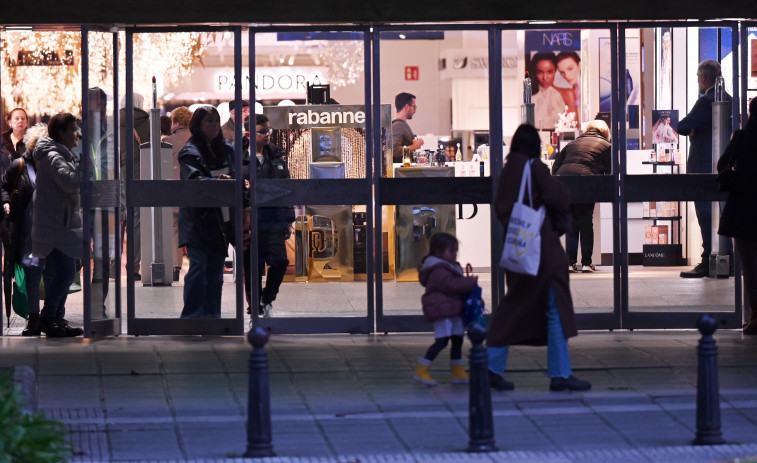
260, 302, 274, 318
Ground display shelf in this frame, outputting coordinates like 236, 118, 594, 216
642, 216, 681, 220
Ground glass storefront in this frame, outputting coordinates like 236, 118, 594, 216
0, 21, 749, 336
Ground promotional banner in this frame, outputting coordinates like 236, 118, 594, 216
524, 30, 581, 130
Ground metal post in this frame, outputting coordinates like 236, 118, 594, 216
710, 101, 731, 278
693, 314, 725, 446
244, 327, 276, 458
466, 323, 497, 452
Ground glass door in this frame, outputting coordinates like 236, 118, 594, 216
123, 26, 245, 335
82, 27, 121, 336
247, 27, 376, 334
619, 22, 743, 329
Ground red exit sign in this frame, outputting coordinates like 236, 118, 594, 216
405, 66, 419, 80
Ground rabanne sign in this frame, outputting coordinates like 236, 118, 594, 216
265, 104, 392, 129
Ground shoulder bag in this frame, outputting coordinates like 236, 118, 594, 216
499, 159, 546, 276
462, 263, 486, 328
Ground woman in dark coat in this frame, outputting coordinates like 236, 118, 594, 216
1, 124, 46, 335
486, 124, 590, 392
178, 105, 235, 319
718, 97, 757, 335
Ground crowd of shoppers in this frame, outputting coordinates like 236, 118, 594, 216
0, 97, 290, 334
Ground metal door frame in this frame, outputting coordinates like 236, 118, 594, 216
81, 26, 122, 337
122, 25, 245, 335
246, 25, 375, 334
370, 23, 623, 332
617, 21, 744, 329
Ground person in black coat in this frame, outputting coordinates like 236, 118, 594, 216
1, 123, 44, 336
718, 97, 757, 335
552, 120, 611, 273
251, 114, 295, 318
178, 106, 235, 319
677, 59, 733, 278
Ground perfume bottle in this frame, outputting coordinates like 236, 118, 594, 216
714, 70, 725, 102
523, 71, 532, 104
455, 143, 462, 162
402, 146, 412, 167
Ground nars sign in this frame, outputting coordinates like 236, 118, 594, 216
213, 66, 326, 96
542, 32, 575, 46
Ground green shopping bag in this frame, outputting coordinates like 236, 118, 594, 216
12, 263, 29, 320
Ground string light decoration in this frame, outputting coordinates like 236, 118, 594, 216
2, 31, 213, 116
1, 31, 82, 116
308, 41, 364, 88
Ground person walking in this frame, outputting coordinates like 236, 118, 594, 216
487, 124, 590, 392
413, 232, 478, 386
31, 113, 84, 337
178, 106, 235, 319
251, 114, 293, 318
1, 123, 45, 335
2, 107, 29, 320
551, 119, 612, 273
718, 97, 757, 335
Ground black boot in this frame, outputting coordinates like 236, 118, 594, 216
680, 262, 708, 278
58, 319, 84, 337
21, 313, 41, 336
39, 316, 66, 338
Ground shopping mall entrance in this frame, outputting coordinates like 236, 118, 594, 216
0, 21, 749, 337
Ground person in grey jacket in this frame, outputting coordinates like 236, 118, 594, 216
31, 112, 84, 337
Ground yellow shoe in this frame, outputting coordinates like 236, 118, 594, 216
450, 359, 469, 384
413, 358, 437, 386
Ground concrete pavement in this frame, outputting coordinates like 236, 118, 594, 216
2, 330, 757, 462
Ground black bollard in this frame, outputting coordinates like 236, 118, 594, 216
692, 314, 725, 446
244, 326, 276, 458
466, 323, 498, 453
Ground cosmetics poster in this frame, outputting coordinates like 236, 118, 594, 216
524, 30, 581, 130
598, 35, 642, 114
651, 110, 679, 144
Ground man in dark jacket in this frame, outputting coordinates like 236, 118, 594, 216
251, 114, 295, 318
677, 59, 732, 278
552, 120, 612, 273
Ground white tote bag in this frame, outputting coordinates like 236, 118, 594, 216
499, 159, 545, 276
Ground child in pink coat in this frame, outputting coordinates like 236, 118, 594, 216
414, 232, 478, 386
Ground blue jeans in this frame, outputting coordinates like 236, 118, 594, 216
180, 245, 225, 318
40, 249, 76, 320
488, 285, 572, 379
24, 264, 43, 315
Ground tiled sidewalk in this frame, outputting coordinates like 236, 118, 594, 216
1, 331, 757, 462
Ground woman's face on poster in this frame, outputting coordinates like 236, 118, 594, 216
557, 58, 580, 86
534, 59, 556, 89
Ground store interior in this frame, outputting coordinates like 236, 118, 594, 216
1, 24, 752, 334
